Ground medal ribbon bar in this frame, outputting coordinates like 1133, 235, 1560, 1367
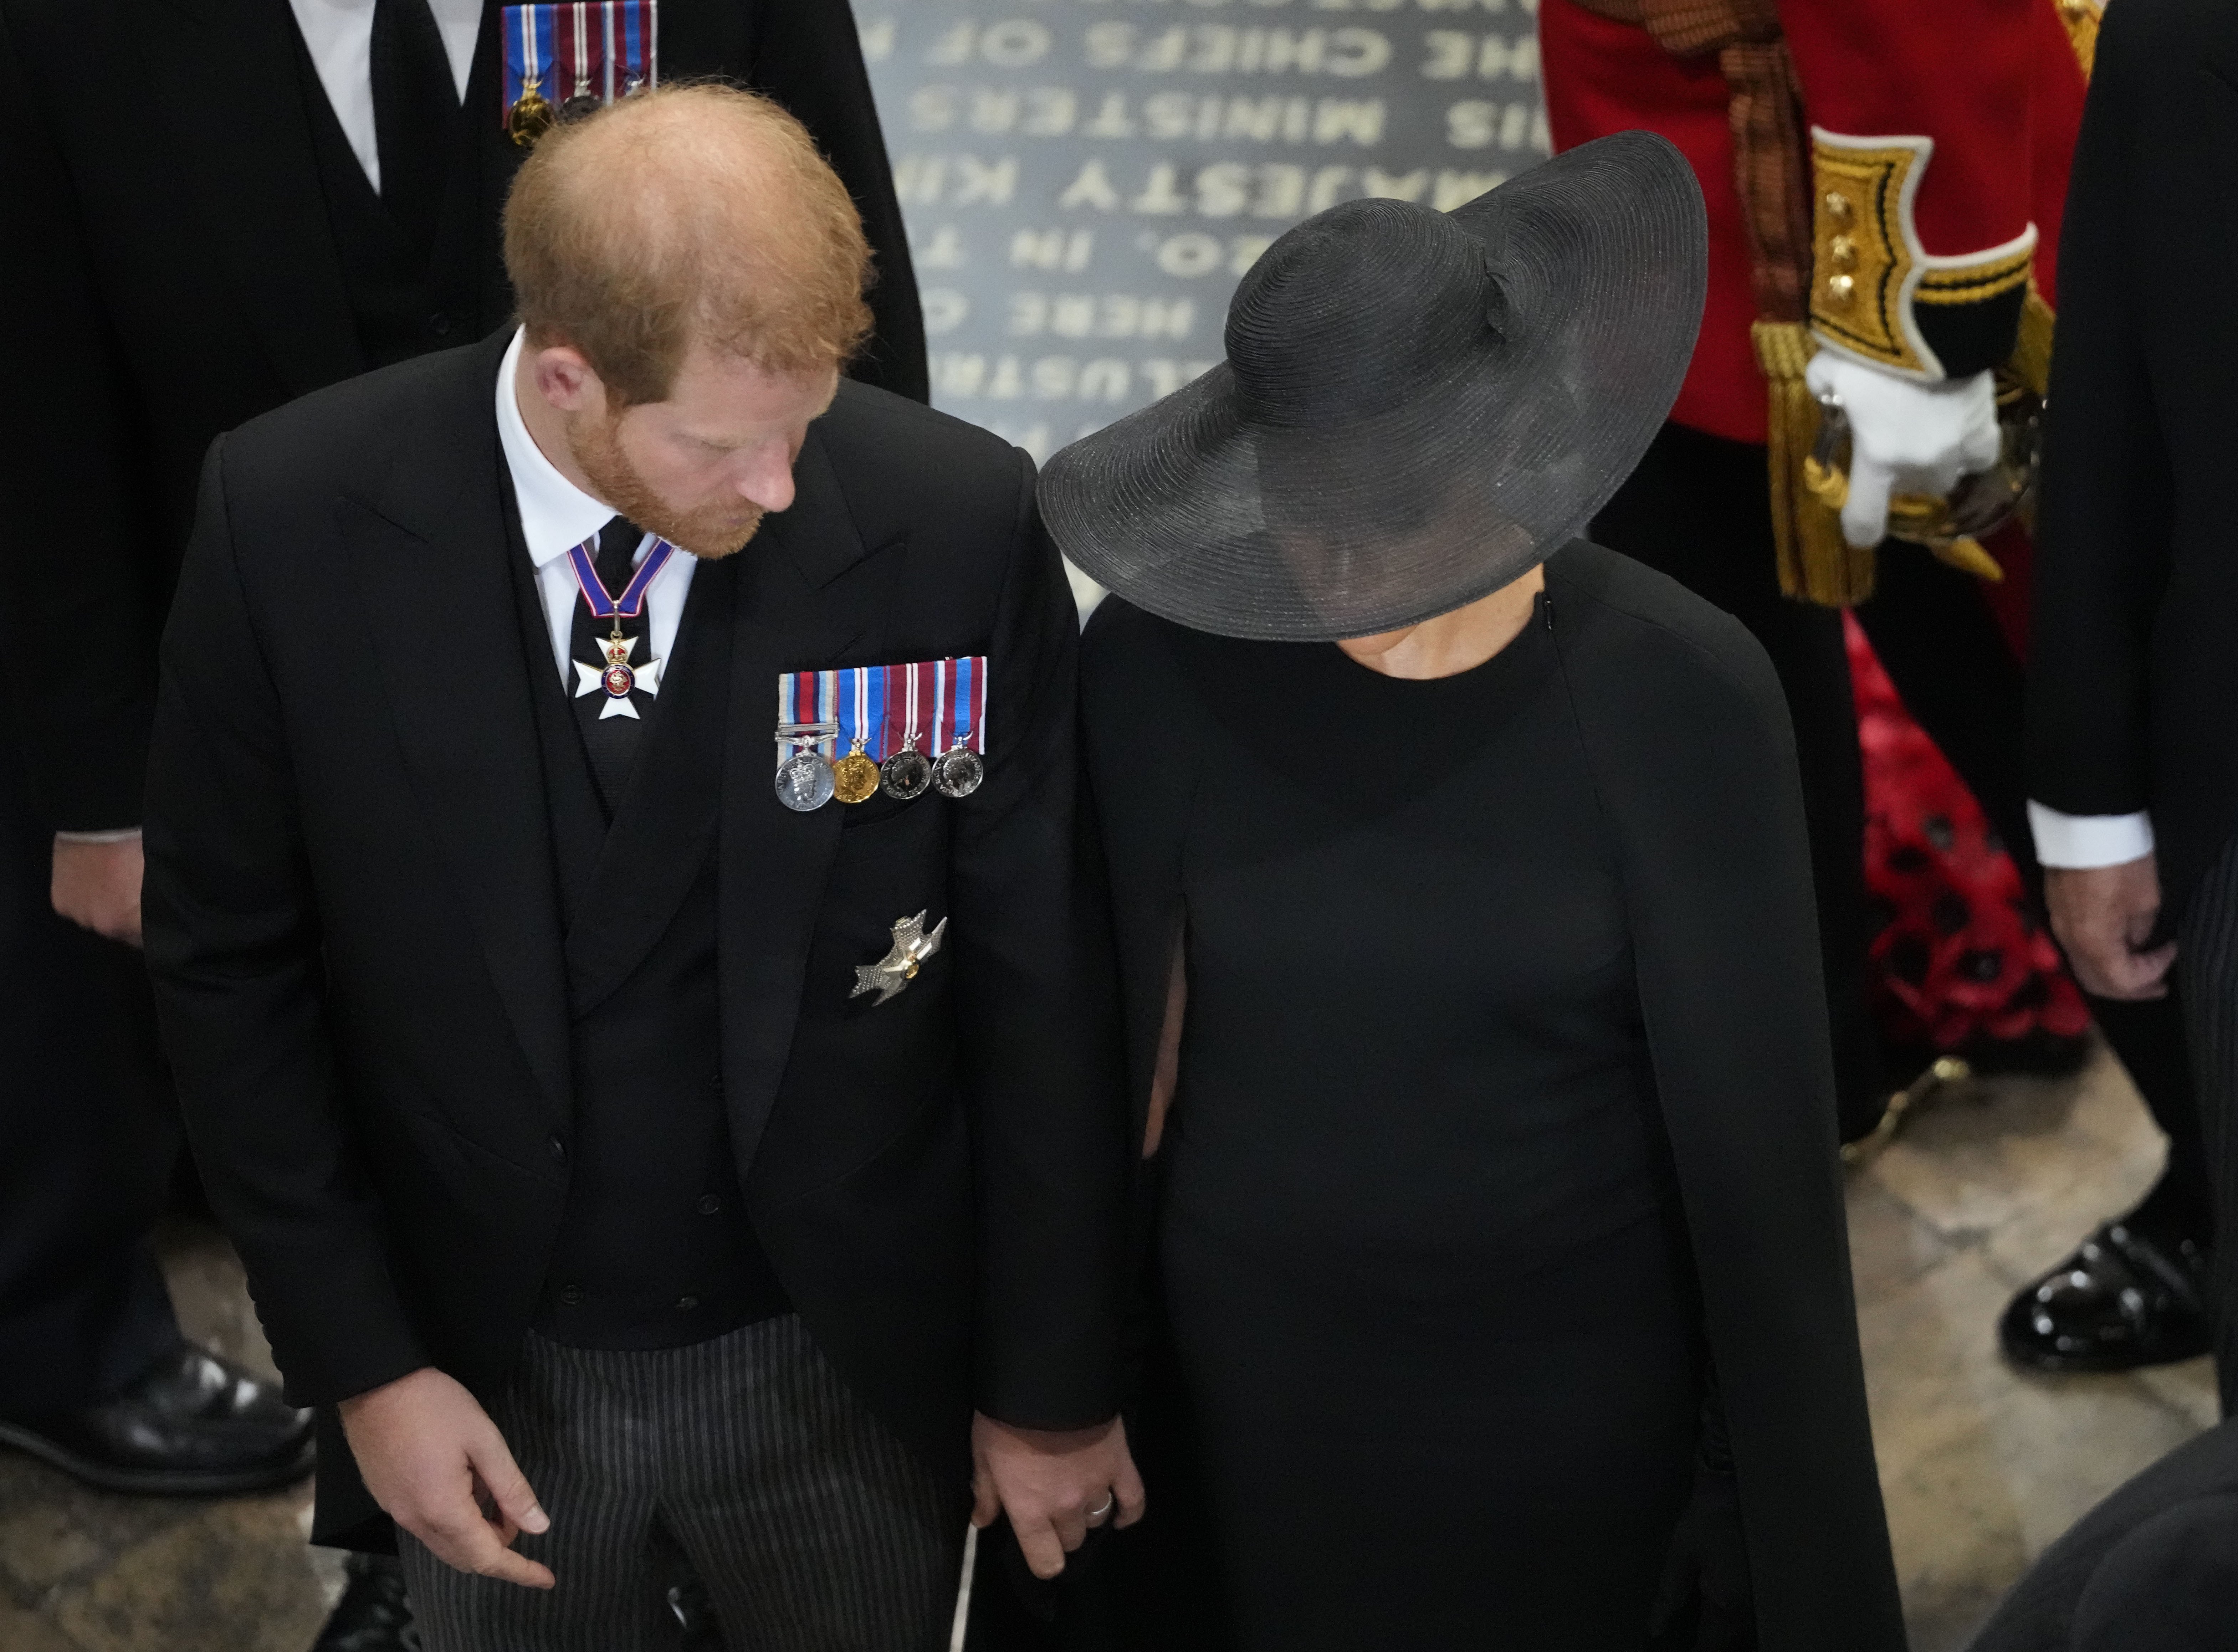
501, 2, 656, 129
773, 658, 989, 775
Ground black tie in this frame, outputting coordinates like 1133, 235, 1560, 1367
369, 0, 458, 250
569, 517, 655, 815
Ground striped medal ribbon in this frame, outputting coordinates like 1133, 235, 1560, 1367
501, 3, 656, 145
502, 5, 555, 145
931, 655, 985, 799
556, 4, 600, 122
880, 658, 933, 801
830, 669, 882, 805
772, 659, 989, 812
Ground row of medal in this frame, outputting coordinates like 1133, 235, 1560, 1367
775, 660, 989, 814
501, 1, 658, 148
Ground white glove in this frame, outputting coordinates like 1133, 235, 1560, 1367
1804, 352, 2002, 549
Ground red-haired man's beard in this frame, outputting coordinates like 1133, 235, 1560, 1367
569, 411, 767, 560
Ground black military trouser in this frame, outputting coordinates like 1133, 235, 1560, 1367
0, 718, 183, 1418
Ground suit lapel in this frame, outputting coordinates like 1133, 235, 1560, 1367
718, 426, 894, 1165
345, 336, 572, 1125
144, 0, 363, 396
562, 556, 738, 1016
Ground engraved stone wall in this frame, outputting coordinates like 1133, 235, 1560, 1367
860, 0, 1550, 460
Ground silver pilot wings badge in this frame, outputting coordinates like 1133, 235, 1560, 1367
851, 911, 947, 1006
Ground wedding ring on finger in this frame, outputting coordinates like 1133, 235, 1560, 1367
1087, 1494, 1116, 1525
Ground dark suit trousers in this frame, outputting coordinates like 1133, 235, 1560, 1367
2181, 841, 2238, 1417
1856, 549, 2211, 1242
0, 722, 182, 1416
398, 1314, 964, 1652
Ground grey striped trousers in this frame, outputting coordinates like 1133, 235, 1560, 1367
2181, 835, 2238, 1419
398, 1314, 964, 1651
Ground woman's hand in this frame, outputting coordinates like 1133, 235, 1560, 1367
971, 1413, 1146, 1579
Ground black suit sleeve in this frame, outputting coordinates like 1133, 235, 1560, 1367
142, 440, 431, 1408
0, 5, 164, 830
2026, 1, 2173, 820
749, 0, 927, 404
949, 452, 1129, 1429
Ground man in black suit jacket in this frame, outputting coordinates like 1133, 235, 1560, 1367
0, 0, 922, 1550
142, 84, 1136, 1643
2027, 0, 2238, 1410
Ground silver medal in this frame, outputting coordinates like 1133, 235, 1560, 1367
881, 746, 933, 801
776, 751, 836, 812
774, 722, 840, 812
931, 745, 984, 799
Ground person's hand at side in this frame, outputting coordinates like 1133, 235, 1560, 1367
339, 1367, 555, 1587
2046, 854, 2177, 1000
51, 835, 144, 945
971, 1412, 1145, 1579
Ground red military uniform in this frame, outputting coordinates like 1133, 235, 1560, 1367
1538, 0, 2089, 450
1539, 0, 2113, 1142
1541, 0, 2218, 1382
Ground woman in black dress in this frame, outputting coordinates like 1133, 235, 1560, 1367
1034, 137, 1905, 1651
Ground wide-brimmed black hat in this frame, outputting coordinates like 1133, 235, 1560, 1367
1039, 131, 1707, 641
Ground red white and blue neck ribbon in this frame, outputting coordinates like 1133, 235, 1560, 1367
774, 658, 989, 769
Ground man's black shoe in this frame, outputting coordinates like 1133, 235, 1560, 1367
0, 1344, 314, 1494
313, 1554, 420, 1652
2000, 1222, 2213, 1374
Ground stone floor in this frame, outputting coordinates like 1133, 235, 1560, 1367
1851, 1040, 2216, 1650
0, 1040, 2213, 1651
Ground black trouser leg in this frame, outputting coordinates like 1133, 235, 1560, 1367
1855, 548, 2212, 1245
2179, 836, 2238, 1415
0, 730, 183, 1418
1591, 422, 1884, 1138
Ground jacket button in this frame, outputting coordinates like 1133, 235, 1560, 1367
708, 1072, 722, 1092
559, 1284, 583, 1306
548, 1136, 568, 1164
676, 1296, 699, 1311
428, 310, 453, 337
697, 1194, 722, 1216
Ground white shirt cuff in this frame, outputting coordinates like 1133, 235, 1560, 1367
2027, 802, 2154, 869
53, 827, 143, 845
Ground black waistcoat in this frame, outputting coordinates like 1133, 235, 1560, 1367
499, 511, 790, 1350
291, 9, 520, 370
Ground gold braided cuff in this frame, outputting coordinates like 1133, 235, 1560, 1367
1809, 129, 2038, 381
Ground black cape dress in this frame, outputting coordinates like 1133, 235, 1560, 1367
1072, 542, 1904, 1652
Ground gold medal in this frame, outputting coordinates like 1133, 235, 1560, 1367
832, 739, 881, 805
507, 82, 555, 147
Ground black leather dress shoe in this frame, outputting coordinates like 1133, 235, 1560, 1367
2000, 1222, 2213, 1374
0, 1344, 314, 1494
313, 1554, 421, 1652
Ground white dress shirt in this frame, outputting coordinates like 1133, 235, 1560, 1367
2027, 802, 2157, 870
495, 328, 697, 687
288, 0, 485, 193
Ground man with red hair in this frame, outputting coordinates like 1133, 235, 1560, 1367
143, 84, 1138, 1649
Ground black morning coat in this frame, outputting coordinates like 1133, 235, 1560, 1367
139, 330, 1130, 1548
2027, 0, 2238, 927
0, 0, 923, 834
1081, 544, 1908, 1652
